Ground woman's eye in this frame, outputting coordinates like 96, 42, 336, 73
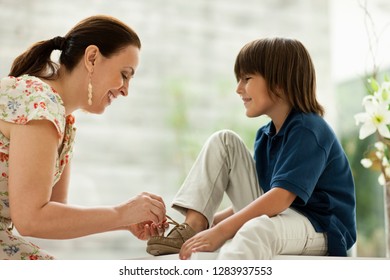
121, 73, 128, 80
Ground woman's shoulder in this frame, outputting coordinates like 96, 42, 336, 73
0, 75, 66, 136
1, 75, 62, 102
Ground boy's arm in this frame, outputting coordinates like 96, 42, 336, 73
179, 187, 297, 259
214, 187, 296, 241
212, 207, 234, 227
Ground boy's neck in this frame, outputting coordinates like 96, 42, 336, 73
271, 103, 292, 134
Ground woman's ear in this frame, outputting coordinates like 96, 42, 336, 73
84, 45, 99, 72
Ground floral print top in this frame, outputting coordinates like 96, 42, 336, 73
0, 75, 76, 225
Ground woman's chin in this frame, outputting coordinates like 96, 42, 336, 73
82, 105, 106, 115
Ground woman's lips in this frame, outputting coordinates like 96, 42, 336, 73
108, 91, 116, 105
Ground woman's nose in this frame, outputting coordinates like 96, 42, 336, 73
119, 83, 129, 96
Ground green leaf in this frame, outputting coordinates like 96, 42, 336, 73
369, 77, 379, 92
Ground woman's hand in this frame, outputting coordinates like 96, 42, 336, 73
117, 192, 169, 239
179, 226, 228, 260
118, 192, 166, 226
127, 220, 169, 240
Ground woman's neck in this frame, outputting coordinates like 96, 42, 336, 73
42, 68, 87, 115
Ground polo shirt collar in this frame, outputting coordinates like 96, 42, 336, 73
264, 109, 298, 137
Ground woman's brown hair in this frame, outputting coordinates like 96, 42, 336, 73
234, 37, 324, 116
9, 15, 141, 79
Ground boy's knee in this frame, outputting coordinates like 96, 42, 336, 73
236, 215, 277, 244
241, 215, 273, 230
218, 215, 276, 259
211, 129, 241, 145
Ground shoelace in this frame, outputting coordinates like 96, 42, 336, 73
165, 214, 180, 227
164, 214, 189, 234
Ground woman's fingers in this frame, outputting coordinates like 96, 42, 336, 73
138, 192, 166, 224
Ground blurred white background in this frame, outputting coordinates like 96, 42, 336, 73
1, 0, 389, 259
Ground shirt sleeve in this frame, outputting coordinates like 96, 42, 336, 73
0, 76, 66, 137
271, 126, 327, 205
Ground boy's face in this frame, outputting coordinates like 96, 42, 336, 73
235, 74, 276, 118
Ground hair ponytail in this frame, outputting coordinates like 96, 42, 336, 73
8, 15, 140, 80
9, 38, 61, 79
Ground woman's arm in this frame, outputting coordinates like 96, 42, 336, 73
8, 120, 166, 239
50, 163, 71, 204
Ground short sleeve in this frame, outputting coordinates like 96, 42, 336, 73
271, 127, 327, 204
0, 75, 66, 137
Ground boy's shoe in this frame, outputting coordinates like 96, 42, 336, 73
146, 216, 196, 256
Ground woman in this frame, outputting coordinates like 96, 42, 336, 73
0, 15, 166, 259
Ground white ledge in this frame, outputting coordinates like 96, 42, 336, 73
135, 252, 385, 260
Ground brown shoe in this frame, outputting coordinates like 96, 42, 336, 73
146, 215, 196, 256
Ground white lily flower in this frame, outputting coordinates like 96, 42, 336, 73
375, 81, 390, 104
378, 166, 390, 186
360, 158, 373, 168
375, 141, 386, 151
354, 98, 390, 139
383, 156, 390, 168
378, 173, 386, 186
376, 151, 383, 159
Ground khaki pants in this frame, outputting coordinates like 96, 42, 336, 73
172, 130, 327, 259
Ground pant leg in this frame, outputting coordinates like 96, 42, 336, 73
217, 208, 327, 259
172, 130, 261, 226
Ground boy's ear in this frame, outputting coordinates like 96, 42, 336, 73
273, 86, 285, 99
84, 45, 99, 72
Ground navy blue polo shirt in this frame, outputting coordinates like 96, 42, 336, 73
254, 110, 356, 256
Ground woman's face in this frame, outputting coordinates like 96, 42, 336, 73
87, 45, 140, 114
